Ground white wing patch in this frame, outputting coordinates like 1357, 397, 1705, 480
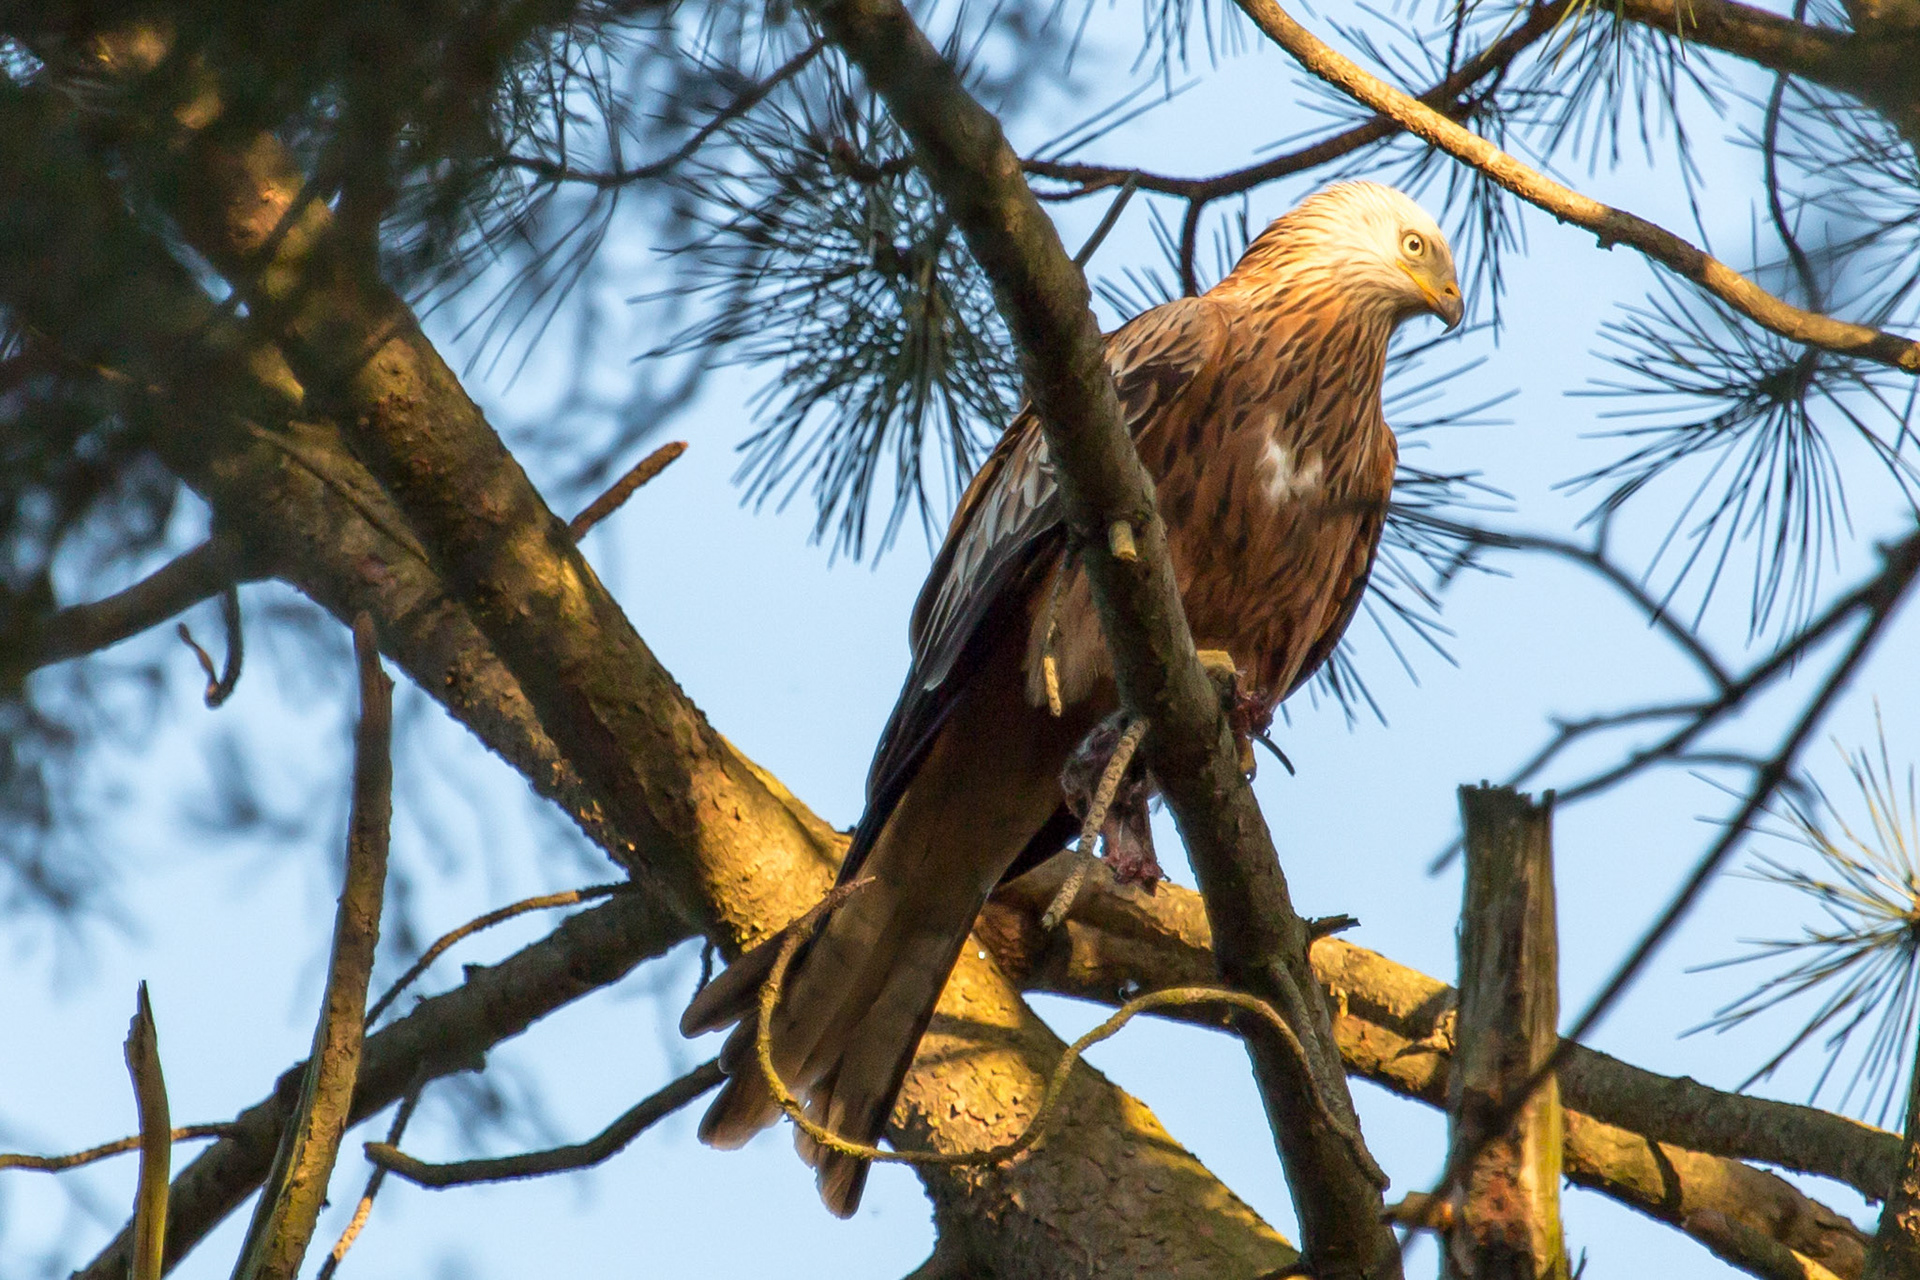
1259, 439, 1323, 505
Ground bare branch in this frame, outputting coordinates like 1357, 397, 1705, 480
231, 614, 392, 1280
124, 982, 170, 1280
364, 883, 629, 1027
566, 441, 687, 540
174, 584, 242, 707
368, 1060, 722, 1187
1024, 0, 1573, 205
3, 536, 250, 684
1228, 0, 1920, 371
314, 1086, 421, 1280
0, 1125, 231, 1174
985, 867, 1875, 1277
75, 888, 691, 1280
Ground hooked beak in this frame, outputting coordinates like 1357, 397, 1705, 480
1399, 261, 1465, 330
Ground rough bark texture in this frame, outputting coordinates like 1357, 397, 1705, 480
798, 0, 1396, 1270
985, 864, 1874, 1279
1865, 1059, 1920, 1278
1446, 788, 1567, 1279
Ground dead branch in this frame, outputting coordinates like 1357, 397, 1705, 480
363, 883, 628, 1026
124, 983, 170, 1280
985, 864, 1875, 1277
3, 535, 252, 686
566, 442, 688, 540
368, 1060, 722, 1187
174, 583, 242, 706
0, 1124, 231, 1174
232, 614, 392, 1280
1228, 0, 1920, 371
74, 887, 690, 1280
315, 1086, 422, 1280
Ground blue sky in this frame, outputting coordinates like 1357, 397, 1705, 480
6, 5, 1918, 1276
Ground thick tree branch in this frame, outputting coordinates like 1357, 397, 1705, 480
804, 0, 1398, 1271
983, 865, 1875, 1278
4, 62, 1300, 1278
1229, 0, 1920, 371
1610, 0, 1920, 131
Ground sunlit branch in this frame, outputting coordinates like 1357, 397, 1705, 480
1228, 0, 1920, 370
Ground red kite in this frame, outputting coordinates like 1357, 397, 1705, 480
684, 181, 1463, 1214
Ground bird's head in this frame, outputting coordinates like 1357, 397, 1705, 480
1253, 182, 1464, 330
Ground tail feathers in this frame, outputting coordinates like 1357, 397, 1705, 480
684, 880, 981, 1217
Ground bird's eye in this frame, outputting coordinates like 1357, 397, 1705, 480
1402, 232, 1425, 258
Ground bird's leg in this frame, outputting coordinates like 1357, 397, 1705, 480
1194, 649, 1279, 777
1059, 713, 1160, 888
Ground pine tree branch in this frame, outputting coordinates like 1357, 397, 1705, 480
75, 888, 691, 1280
1229, 0, 1920, 371
2, 536, 254, 686
1610, 0, 1920, 127
802, 0, 1399, 1272
4, 53, 1300, 1279
984, 864, 1875, 1278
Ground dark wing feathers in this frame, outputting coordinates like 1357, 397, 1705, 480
840, 297, 1227, 887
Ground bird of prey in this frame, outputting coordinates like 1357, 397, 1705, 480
683, 181, 1463, 1215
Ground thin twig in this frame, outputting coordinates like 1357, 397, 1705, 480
499, 39, 826, 189
1228, 0, 1920, 371
0, 1124, 232, 1173
175, 584, 243, 706
8, 537, 250, 680
1432, 532, 1920, 870
313, 1087, 422, 1280
566, 441, 687, 539
1023, 0, 1573, 206
1071, 175, 1138, 268
233, 613, 392, 1280
124, 982, 169, 1280
368, 1060, 722, 1188
364, 883, 629, 1027
1044, 717, 1148, 929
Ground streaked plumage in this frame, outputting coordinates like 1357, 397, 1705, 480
682, 182, 1463, 1215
